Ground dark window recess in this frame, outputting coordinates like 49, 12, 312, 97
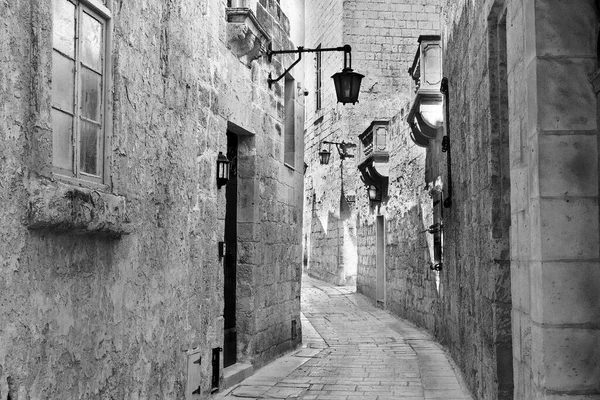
315, 44, 322, 111
284, 77, 296, 167
224, 131, 238, 368
211, 347, 222, 392
291, 319, 297, 340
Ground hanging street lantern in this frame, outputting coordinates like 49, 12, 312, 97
331, 46, 364, 105
332, 69, 364, 105
267, 44, 363, 105
216, 151, 230, 188
318, 148, 331, 165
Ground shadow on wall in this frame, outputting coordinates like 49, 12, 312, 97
357, 196, 441, 335
306, 205, 357, 286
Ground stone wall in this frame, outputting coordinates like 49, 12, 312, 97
0, 0, 303, 398
302, 0, 347, 285
352, 1, 514, 399
435, 3, 514, 397
355, 110, 440, 329
303, 0, 441, 286
441, 0, 600, 397
355, 0, 600, 399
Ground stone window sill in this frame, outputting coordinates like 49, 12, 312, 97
27, 177, 131, 237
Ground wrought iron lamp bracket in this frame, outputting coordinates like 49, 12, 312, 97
267, 44, 353, 89
322, 140, 356, 160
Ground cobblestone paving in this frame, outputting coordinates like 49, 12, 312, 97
216, 275, 473, 400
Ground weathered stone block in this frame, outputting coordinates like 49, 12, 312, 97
531, 325, 600, 392
534, 0, 596, 58
537, 134, 598, 197
537, 197, 599, 260
510, 166, 529, 214
536, 58, 597, 132
530, 261, 600, 326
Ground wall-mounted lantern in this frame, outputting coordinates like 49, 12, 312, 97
318, 148, 331, 165
267, 45, 364, 105
216, 152, 230, 188
318, 140, 356, 165
407, 35, 444, 147
367, 185, 381, 202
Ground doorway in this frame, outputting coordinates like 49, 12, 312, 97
376, 215, 385, 306
223, 131, 238, 368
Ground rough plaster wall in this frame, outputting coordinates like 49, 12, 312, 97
307, 207, 344, 284
382, 117, 439, 332
434, 1, 513, 399
356, 215, 375, 299
0, 0, 302, 398
303, 0, 442, 286
351, 1, 514, 399
302, 0, 347, 285
350, 0, 442, 329
355, 114, 439, 327
251, 0, 304, 368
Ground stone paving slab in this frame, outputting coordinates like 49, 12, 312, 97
215, 275, 473, 400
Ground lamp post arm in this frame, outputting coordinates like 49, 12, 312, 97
268, 50, 302, 89
267, 45, 353, 88
267, 44, 351, 62
322, 140, 356, 159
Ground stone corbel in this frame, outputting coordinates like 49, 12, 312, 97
226, 7, 270, 65
358, 158, 389, 202
407, 90, 443, 146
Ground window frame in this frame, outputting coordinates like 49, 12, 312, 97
315, 44, 322, 111
51, 0, 112, 189
284, 75, 296, 168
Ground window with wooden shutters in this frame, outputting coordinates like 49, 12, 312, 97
52, 0, 108, 184
315, 44, 322, 111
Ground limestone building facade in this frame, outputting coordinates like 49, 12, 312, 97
304, 0, 600, 399
0, 0, 304, 398
302, 0, 441, 286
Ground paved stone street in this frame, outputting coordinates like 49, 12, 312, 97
216, 275, 473, 400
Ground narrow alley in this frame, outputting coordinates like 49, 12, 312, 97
217, 275, 473, 400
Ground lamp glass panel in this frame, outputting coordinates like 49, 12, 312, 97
368, 185, 378, 201
331, 71, 363, 104
319, 150, 331, 165
223, 162, 229, 179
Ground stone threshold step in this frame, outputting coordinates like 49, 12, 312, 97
222, 362, 254, 391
